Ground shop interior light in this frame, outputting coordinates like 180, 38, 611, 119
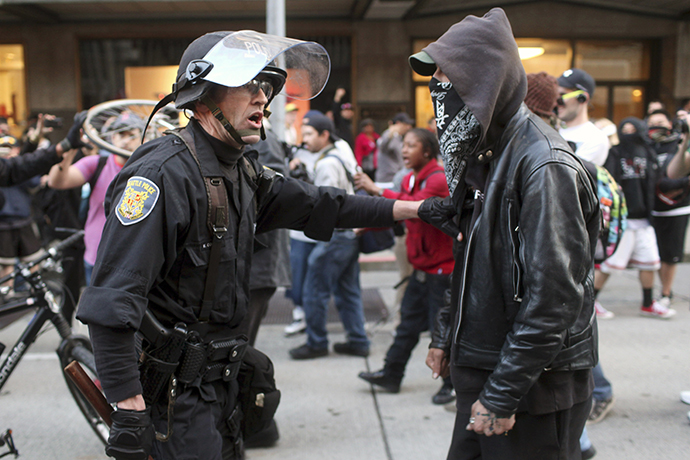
518, 47, 545, 60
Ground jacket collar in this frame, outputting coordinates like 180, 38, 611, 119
475, 103, 532, 166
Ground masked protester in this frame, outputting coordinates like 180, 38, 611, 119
647, 109, 690, 307
75, 31, 423, 460
597, 118, 673, 318
411, 9, 600, 459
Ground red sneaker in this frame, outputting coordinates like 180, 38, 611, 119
640, 300, 676, 319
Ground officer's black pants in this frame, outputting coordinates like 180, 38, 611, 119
150, 379, 242, 460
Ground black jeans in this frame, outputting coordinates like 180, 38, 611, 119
384, 270, 450, 380
447, 366, 590, 460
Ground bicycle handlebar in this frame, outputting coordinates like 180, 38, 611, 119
0, 230, 85, 286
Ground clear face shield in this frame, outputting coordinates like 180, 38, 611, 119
196, 30, 331, 101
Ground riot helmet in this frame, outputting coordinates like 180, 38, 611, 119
144, 30, 331, 146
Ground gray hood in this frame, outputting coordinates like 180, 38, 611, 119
421, 8, 527, 150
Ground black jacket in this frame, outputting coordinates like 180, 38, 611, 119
77, 120, 395, 403
432, 105, 600, 417
422, 8, 599, 418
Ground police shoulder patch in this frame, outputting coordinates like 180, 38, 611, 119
116, 176, 160, 226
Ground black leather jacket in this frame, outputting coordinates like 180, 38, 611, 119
431, 105, 600, 417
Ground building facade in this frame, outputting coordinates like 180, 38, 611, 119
0, 1, 688, 140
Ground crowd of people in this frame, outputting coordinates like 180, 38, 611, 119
1, 9, 690, 460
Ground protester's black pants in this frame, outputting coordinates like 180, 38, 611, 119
447, 372, 590, 459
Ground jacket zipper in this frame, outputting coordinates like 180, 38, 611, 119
453, 213, 480, 344
508, 201, 523, 302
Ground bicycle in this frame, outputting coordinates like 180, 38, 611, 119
0, 230, 109, 445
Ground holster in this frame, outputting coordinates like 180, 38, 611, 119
176, 335, 248, 385
139, 322, 187, 406
138, 311, 249, 406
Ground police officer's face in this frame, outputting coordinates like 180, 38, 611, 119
301, 125, 329, 153
204, 84, 269, 147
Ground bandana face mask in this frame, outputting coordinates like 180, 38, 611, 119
429, 77, 481, 197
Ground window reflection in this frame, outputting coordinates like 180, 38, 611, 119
575, 41, 649, 81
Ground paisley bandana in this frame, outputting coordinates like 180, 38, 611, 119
429, 77, 481, 197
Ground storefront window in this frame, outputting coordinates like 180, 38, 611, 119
589, 86, 610, 122
0, 45, 26, 136
575, 40, 650, 81
413, 38, 652, 127
516, 39, 572, 77
613, 86, 646, 124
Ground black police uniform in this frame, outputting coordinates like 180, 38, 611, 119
77, 119, 395, 459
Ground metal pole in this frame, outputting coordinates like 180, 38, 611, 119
267, 0, 286, 141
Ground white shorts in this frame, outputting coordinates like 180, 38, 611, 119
601, 219, 660, 272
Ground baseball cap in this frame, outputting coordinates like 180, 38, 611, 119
557, 68, 596, 97
302, 111, 338, 141
392, 112, 414, 125
408, 50, 437, 76
340, 102, 353, 111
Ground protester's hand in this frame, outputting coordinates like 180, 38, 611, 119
418, 196, 462, 241
59, 110, 88, 152
288, 157, 302, 170
354, 172, 380, 195
390, 122, 405, 136
106, 406, 155, 460
334, 88, 346, 103
466, 400, 516, 436
426, 347, 450, 379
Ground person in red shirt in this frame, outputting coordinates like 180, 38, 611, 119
355, 127, 456, 404
354, 118, 379, 179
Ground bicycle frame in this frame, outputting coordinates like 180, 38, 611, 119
0, 290, 65, 391
0, 230, 85, 391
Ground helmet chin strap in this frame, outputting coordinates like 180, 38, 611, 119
201, 95, 271, 145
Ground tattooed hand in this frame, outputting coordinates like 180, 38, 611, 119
465, 400, 516, 436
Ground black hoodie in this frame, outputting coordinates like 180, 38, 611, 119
604, 117, 658, 220
422, 8, 527, 154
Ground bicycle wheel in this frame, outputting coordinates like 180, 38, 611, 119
83, 99, 182, 157
58, 336, 110, 445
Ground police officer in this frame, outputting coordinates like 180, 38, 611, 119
76, 31, 423, 460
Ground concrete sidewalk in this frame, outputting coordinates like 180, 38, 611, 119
247, 266, 690, 460
1, 265, 690, 459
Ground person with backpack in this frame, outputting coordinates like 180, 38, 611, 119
48, 111, 139, 284
354, 127, 455, 405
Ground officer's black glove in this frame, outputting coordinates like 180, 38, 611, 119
418, 196, 461, 240
105, 407, 155, 460
58, 110, 88, 152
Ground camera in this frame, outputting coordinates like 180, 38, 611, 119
672, 117, 689, 135
44, 117, 63, 129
